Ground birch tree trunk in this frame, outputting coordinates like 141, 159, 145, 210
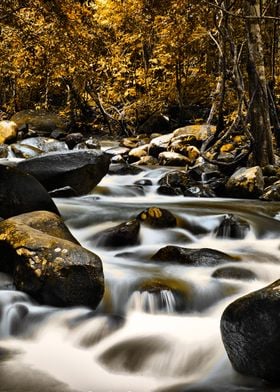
245, 0, 274, 165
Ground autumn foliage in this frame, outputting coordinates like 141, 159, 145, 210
0, 0, 279, 137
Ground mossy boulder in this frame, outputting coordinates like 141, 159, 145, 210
0, 211, 104, 308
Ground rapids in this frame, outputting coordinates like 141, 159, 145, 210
1, 166, 280, 391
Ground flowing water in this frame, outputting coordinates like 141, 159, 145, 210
1, 166, 280, 391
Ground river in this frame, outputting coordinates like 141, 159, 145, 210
1, 166, 280, 391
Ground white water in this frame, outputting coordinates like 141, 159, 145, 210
1, 168, 280, 391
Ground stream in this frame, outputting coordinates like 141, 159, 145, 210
1, 166, 280, 391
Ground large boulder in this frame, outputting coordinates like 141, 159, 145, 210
17, 150, 110, 195
0, 165, 59, 219
152, 246, 236, 266
221, 280, 280, 383
0, 121, 18, 144
225, 166, 264, 198
0, 211, 104, 308
11, 109, 67, 136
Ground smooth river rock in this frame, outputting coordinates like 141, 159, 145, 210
221, 280, 280, 383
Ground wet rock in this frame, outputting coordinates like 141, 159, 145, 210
214, 214, 250, 239
0, 121, 18, 144
0, 165, 59, 219
157, 185, 182, 196
48, 186, 78, 198
120, 137, 140, 149
158, 170, 190, 190
64, 132, 85, 149
0, 211, 104, 308
226, 166, 264, 198
134, 179, 153, 186
221, 280, 280, 382
132, 156, 158, 166
104, 146, 130, 158
261, 180, 280, 201
11, 110, 67, 136
137, 207, 177, 228
212, 266, 257, 281
168, 141, 200, 163
148, 133, 173, 157
17, 149, 110, 195
108, 163, 143, 175
128, 144, 149, 162
152, 246, 236, 266
73, 137, 101, 150
92, 219, 140, 248
158, 151, 190, 166
188, 161, 221, 182
11, 137, 69, 158
0, 144, 9, 158
133, 277, 191, 313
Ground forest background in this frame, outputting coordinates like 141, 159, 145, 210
0, 0, 280, 165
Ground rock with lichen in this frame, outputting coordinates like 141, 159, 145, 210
0, 210, 104, 309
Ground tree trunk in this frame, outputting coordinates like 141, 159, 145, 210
245, 0, 274, 165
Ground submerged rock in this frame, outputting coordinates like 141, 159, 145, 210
221, 280, 280, 383
152, 246, 236, 266
0, 211, 104, 308
17, 149, 110, 195
212, 266, 256, 281
92, 219, 140, 248
214, 214, 250, 239
137, 207, 177, 228
0, 165, 59, 219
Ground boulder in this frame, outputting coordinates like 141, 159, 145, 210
0, 211, 104, 308
11, 137, 69, 158
158, 151, 190, 166
0, 121, 18, 144
152, 246, 236, 266
128, 144, 149, 162
138, 113, 170, 134
214, 214, 250, 239
17, 149, 110, 195
11, 110, 67, 136
172, 124, 215, 143
64, 132, 85, 149
148, 133, 173, 157
137, 207, 177, 228
73, 137, 101, 150
132, 156, 158, 166
0, 165, 59, 219
261, 180, 280, 201
91, 219, 140, 248
109, 163, 143, 175
212, 266, 256, 281
225, 166, 264, 198
221, 280, 280, 382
